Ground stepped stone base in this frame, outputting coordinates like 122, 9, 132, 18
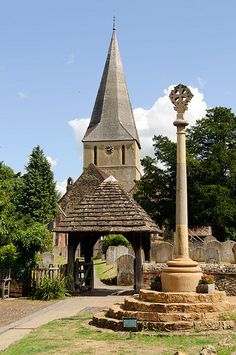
92, 289, 236, 333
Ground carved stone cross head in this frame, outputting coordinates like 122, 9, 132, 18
169, 84, 193, 114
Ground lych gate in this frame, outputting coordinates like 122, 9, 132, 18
54, 174, 161, 292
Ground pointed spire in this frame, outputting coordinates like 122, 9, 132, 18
82, 30, 140, 148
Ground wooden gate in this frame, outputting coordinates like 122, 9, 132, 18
74, 260, 94, 292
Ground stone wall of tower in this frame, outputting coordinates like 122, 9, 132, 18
83, 140, 141, 192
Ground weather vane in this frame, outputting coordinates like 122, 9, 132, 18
113, 15, 116, 31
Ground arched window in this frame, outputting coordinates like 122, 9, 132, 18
94, 146, 97, 165
122, 145, 125, 165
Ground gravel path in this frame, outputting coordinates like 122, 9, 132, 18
0, 298, 57, 327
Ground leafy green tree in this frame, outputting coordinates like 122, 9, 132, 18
0, 162, 23, 246
13, 222, 51, 293
134, 107, 236, 241
102, 234, 131, 255
187, 107, 236, 239
0, 243, 18, 270
19, 146, 59, 224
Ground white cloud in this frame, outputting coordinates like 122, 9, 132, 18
66, 53, 76, 65
17, 91, 28, 100
56, 179, 67, 196
134, 85, 207, 157
46, 156, 57, 169
68, 117, 89, 142
197, 76, 207, 89
68, 85, 207, 159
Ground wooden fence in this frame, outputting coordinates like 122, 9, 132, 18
31, 264, 67, 288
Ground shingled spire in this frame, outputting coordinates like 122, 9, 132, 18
82, 29, 140, 147
82, 27, 141, 192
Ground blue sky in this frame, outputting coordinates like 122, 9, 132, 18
0, 1, 235, 193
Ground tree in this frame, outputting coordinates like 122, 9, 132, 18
19, 146, 59, 224
0, 162, 23, 246
134, 107, 236, 241
101, 234, 131, 255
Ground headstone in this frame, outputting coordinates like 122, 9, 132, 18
117, 254, 134, 285
203, 236, 217, 247
151, 241, 173, 263
106, 245, 134, 266
205, 240, 222, 262
221, 240, 236, 263
106, 246, 117, 265
205, 248, 220, 264
232, 244, 236, 264
191, 246, 205, 262
40, 252, 54, 267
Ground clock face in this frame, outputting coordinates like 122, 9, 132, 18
105, 145, 114, 154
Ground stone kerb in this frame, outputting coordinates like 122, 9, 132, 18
117, 254, 135, 286
221, 240, 236, 263
151, 241, 173, 263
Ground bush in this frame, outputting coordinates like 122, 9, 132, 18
34, 276, 69, 300
101, 234, 131, 255
0, 243, 18, 270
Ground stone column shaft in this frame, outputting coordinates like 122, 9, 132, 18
175, 118, 189, 259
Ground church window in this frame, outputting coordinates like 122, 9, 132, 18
94, 146, 97, 165
122, 145, 125, 165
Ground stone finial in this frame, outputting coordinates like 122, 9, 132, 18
169, 84, 193, 114
66, 177, 74, 192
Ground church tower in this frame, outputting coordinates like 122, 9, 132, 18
82, 27, 141, 192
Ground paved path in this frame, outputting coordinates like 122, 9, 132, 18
0, 294, 128, 352
0, 268, 133, 352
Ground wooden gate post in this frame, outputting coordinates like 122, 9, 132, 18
67, 234, 78, 292
134, 233, 143, 292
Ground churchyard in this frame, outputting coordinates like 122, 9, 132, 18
2, 311, 236, 355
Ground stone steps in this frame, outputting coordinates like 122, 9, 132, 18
108, 304, 227, 322
139, 289, 227, 303
92, 311, 236, 332
123, 297, 231, 313
91, 290, 236, 333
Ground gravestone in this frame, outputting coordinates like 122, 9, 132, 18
205, 240, 222, 261
151, 241, 173, 263
232, 244, 236, 264
191, 246, 205, 262
117, 254, 135, 285
203, 236, 217, 247
205, 247, 220, 264
106, 245, 134, 266
40, 252, 54, 267
221, 240, 236, 263
106, 246, 117, 265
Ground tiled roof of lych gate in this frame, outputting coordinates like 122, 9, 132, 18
54, 176, 161, 234
82, 30, 140, 147
59, 163, 108, 215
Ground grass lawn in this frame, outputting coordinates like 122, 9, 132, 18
3, 312, 236, 355
94, 258, 117, 284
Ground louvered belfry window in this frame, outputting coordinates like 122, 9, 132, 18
122, 145, 125, 165
94, 146, 97, 165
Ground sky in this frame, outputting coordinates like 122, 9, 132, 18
0, 1, 235, 194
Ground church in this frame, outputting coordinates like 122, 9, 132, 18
82, 27, 141, 192
54, 26, 160, 292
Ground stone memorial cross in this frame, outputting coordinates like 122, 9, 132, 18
161, 84, 202, 292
